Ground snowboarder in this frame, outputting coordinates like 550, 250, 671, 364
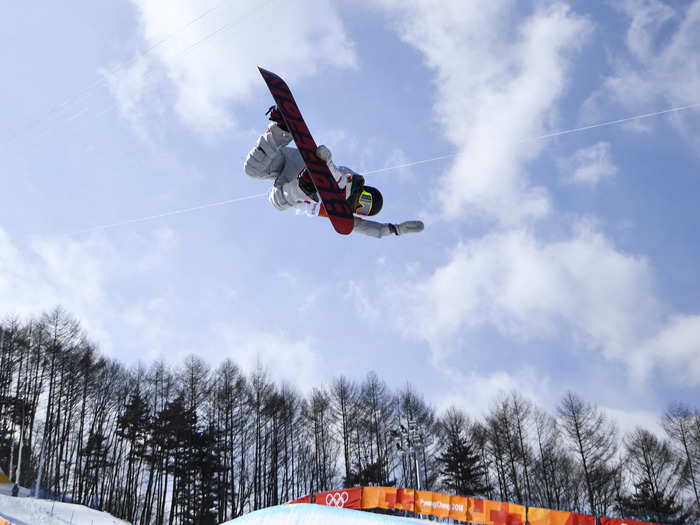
244, 106, 424, 238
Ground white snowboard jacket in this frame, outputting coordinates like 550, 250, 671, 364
243, 123, 394, 238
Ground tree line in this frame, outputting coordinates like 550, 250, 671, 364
0, 307, 699, 524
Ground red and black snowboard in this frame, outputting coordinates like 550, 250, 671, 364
258, 67, 354, 235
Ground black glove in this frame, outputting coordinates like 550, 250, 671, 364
297, 169, 318, 202
266, 105, 288, 132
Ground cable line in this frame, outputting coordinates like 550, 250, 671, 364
363, 102, 700, 175
68, 101, 699, 235
1, 0, 274, 150
68, 193, 266, 236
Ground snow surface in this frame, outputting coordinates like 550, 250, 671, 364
0, 492, 130, 525
0, 491, 427, 525
223, 504, 426, 524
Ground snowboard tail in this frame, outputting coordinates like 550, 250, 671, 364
258, 67, 354, 235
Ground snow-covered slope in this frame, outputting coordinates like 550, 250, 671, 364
0, 493, 130, 525
223, 504, 425, 524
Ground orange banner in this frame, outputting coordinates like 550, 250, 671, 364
413, 490, 452, 518
286, 494, 312, 504
361, 486, 397, 510
414, 490, 433, 515
600, 518, 661, 525
528, 507, 595, 525
471, 498, 525, 525
305, 486, 660, 525
432, 492, 451, 518
449, 495, 471, 522
395, 488, 414, 511
315, 487, 362, 509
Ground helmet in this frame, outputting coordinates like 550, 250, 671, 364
355, 185, 383, 216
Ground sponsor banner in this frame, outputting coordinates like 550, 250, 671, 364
414, 490, 451, 518
361, 486, 397, 510
528, 507, 595, 525
600, 518, 662, 525
432, 492, 451, 518
315, 487, 362, 509
471, 498, 525, 525
395, 488, 414, 511
449, 495, 471, 522
414, 490, 433, 515
286, 494, 312, 504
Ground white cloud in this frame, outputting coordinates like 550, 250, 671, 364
378, 1, 591, 224
0, 226, 178, 356
0, 228, 115, 324
618, 0, 675, 63
435, 367, 549, 420
101, 54, 157, 143
603, 405, 665, 438
364, 2, 700, 389
346, 280, 382, 324
641, 314, 700, 386
585, 0, 700, 141
211, 321, 325, 394
435, 366, 664, 442
372, 222, 679, 377
108, 0, 358, 136
560, 141, 618, 186
355, 219, 700, 386
0, 225, 327, 386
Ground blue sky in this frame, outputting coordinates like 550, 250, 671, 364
2, 0, 700, 430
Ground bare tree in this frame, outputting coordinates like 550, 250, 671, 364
531, 407, 581, 511
558, 391, 619, 516
619, 427, 685, 522
485, 393, 531, 504
330, 375, 358, 487
305, 387, 339, 492
354, 372, 395, 486
248, 365, 274, 511
664, 402, 700, 513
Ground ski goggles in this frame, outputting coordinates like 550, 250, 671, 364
355, 190, 373, 216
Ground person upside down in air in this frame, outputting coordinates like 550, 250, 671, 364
244, 106, 424, 238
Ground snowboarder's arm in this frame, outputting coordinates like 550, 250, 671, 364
243, 123, 293, 180
353, 218, 424, 238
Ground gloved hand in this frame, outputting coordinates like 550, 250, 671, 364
266, 105, 288, 132
297, 168, 318, 201
315, 144, 332, 162
389, 221, 424, 235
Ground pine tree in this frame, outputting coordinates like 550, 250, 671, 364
438, 408, 490, 497
439, 431, 490, 496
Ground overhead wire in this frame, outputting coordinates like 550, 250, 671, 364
362, 101, 700, 175
67, 101, 699, 236
74, 0, 277, 131
67, 193, 267, 236
1, 0, 268, 150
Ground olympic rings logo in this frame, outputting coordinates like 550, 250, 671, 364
325, 491, 350, 507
